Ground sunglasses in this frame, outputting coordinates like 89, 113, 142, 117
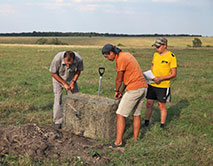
156, 44, 165, 49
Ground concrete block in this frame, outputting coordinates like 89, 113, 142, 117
63, 93, 119, 140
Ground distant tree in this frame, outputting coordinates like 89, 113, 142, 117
0, 31, 203, 37
35, 38, 48, 44
117, 43, 125, 47
35, 38, 67, 45
48, 38, 67, 45
192, 38, 202, 47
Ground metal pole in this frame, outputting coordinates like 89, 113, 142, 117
98, 76, 102, 96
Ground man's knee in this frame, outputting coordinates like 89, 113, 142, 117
133, 115, 141, 119
146, 99, 154, 108
158, 102, 166, 106
158, 102, 166, 110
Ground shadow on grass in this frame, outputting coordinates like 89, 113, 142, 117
40, 103, 53, 111
166, 99, 189, 124
149, 99, 190, 126
124, 99, 189, 140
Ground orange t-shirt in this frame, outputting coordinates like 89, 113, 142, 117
115, 52, 147, 91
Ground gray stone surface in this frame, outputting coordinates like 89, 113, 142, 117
63, 93, 119, 140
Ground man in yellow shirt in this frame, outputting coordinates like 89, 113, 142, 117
144, 37, 177, 129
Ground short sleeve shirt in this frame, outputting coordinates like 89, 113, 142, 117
115, 52, 147, 91
49, 51, 84, 83
150, 51, 177, 88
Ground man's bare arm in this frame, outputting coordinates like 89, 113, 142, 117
153, 68, 177, 82
51, 73, 70, 90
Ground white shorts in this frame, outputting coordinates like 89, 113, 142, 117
116, 88, 147, 117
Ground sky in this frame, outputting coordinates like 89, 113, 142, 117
0, 0, 212, 36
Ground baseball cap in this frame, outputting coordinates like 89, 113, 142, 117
152, 37, 168, 47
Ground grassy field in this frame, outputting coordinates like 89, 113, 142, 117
0, 36, 213, 47
0, 37, 213, 165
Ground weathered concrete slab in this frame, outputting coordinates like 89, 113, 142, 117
63, 93, 119, 140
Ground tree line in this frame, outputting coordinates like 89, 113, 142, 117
0, 31, 202, 37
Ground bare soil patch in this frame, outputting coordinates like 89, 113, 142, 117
0, 123, 115, 165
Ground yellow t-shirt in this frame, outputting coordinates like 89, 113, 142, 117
150, 51, 177, 88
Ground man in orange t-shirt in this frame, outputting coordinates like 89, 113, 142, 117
102, 44, 147, 148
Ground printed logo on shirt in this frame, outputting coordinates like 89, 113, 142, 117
161, 60, 168, 64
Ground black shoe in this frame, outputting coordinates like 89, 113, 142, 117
54, 124, 62, 129
144, 123, 149, 127
160, 124, 165, 129
142, 122, 149, 127
143, 120, 149, 127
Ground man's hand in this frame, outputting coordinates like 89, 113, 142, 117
64, 83, 71, 91
152, 77, 161, 83
114, 92, 122, 100
51, 73, 71, 90
152, 68, 177, 83
70, 81, 75, 90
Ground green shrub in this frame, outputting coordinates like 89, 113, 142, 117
117, 43, 125, 47
47, 38, 63, 45
35, 38, 67, 45
192, 38, 202, 47
35, 38, 48, 44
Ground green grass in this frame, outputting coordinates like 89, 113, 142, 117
0, 40, 213, 165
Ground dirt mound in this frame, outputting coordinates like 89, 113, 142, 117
0, 123, 113, 165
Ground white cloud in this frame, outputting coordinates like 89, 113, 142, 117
56, 0, 64, 2
152, 0, 210, 3
74, 0, 130, 2
152, 0, 178, 2
0, 4, 16, 16
77, 4, 100, 11
104, 9, 135, 14
151, 0, 213, 8
27, 0, 133, 13
27, 2, 73, 10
